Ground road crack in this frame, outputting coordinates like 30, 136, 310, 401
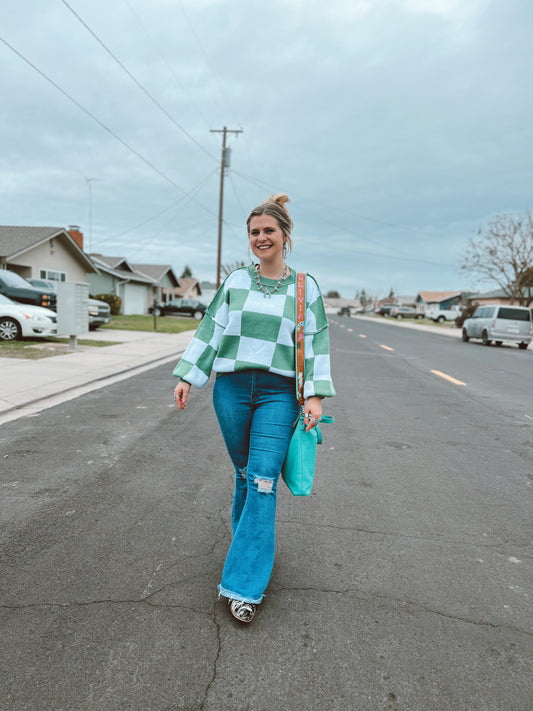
277, 517, 529, 553
274, 585, 533, 637
200, 599, 222, 711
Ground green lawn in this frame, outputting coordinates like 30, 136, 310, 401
100, 314, 199, 333
0, 337, 120, 360
0, 315, 198, 359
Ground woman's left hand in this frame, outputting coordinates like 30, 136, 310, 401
303, 396, 322, 432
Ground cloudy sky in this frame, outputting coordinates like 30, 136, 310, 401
1, 0, 532, 298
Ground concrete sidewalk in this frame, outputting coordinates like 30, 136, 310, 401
0, 328, 195, 423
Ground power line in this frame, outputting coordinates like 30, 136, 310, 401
107, 196, 188, 240
228, 171, 247, 222
232, 170, 454, 267
122, 0, 213, 132
0, 33, 218, 218
61, 0, 218, 162
106, 167, 219, 241
233, 168, 437, 242
177, 0, 242, 129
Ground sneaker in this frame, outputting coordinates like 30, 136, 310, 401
229, 599, 256, 623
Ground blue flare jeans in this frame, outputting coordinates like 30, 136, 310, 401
213, 369, 300, 604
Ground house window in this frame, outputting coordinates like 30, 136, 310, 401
40, 269, 67, 282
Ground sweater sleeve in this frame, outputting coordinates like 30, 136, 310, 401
172, 281, 229, 387
303, 275, 336, 399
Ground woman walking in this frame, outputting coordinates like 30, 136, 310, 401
173, 194, 335, 623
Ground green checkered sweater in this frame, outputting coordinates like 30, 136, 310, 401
173, 266, 335, 399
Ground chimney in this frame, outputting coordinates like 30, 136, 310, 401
68, 225, 84, 250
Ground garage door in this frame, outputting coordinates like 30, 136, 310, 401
121, 283, 148, 315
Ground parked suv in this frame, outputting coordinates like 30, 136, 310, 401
462, 304, 532, 349
0, 270, 56, 310
390, 306, 417, 319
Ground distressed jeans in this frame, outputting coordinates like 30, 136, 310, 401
213, 369, 300, 604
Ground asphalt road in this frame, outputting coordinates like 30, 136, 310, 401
1, 320, 532, 710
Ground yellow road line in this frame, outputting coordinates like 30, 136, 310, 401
359, 334, 366, 338
380, 344, 394, 351
431, 369, 467, 386
347, 328, 353, 332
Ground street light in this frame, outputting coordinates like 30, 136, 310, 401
85, 177, 99, 253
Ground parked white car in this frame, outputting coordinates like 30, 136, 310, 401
462, 304, 532, 349
0, 294, 57, 341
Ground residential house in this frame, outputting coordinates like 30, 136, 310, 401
131, 264, 181, 304
415, 291, 470, 315
467, 288, 533, 307
88, 255, 156, 315
0, 225, 97, 283
175, 277, 202, 300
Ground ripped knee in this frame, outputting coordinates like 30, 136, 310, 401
254, 477, 274, 494
236, 466, 247, 480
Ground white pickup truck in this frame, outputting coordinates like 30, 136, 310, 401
424, 305, 462, 323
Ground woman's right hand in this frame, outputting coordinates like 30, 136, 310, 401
174, 381, 191, 410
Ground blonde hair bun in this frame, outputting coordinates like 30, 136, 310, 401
263, 194, 290, 211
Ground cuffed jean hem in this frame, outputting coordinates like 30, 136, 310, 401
218, 584, 264, 605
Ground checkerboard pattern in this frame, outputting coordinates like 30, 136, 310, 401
173, 266, 335, 399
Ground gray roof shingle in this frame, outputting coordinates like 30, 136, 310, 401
0, 226, 66, 257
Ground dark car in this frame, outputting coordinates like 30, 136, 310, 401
0, 270, 57, 310
337, 306, 352, 317
149, 298, 206, 319
377, 304, 394, 316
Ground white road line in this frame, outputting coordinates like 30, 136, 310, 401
380, 344, 394, 352
359, 334, 367, 338
431, 369, 467, 386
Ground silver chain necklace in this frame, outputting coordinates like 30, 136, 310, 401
254, 263, 289, 296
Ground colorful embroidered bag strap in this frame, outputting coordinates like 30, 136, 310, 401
295, 272, 306, 406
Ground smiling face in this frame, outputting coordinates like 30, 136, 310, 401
248, 214, 286, 267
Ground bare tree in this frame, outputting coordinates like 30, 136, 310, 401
462, 211, 533, 306
221, 260, 246, 278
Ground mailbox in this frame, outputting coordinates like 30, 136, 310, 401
57, 282, 89, 344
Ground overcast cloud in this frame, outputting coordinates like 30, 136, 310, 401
1, 0, 532, 298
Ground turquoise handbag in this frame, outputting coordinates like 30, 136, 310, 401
281, 272, 334, 496
282, 413, 334, 496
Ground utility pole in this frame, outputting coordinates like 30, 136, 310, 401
210, 126, 242, 287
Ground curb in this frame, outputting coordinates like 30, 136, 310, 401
0, 350, 184, 422
352, 314, 461, 338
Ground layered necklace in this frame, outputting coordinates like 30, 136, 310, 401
254, 263, 290, 296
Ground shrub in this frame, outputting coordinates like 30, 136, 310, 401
92, 293, 121, 315
455, 304, 477, 328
